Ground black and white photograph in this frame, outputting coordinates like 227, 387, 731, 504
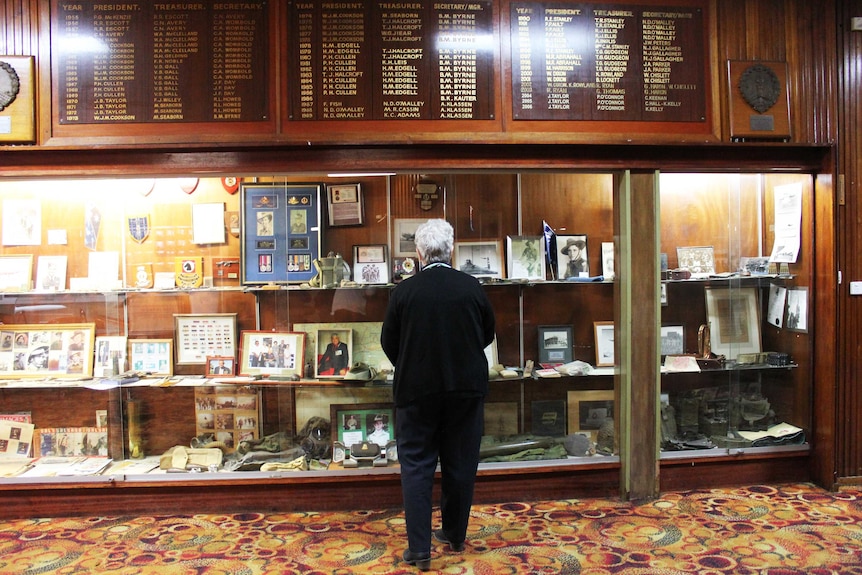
538, 325, 573, 365
557, 235, 589, 279
454, 240, 503, 279
507, 235, 545, 280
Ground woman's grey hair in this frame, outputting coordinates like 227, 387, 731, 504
414, 219, 454, 265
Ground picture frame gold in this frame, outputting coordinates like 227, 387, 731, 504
206, 355, 236, 376
567, 390, 614, 440
705, 287, 762, 359
0, 322, 96, 378
238, 330, 305, 378
129, 338, 173, 376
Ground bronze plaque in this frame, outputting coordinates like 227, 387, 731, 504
728, 60, 791, 140
53, 1, 269, 124
510, 2, 707, 122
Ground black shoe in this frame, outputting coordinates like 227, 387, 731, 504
402, 549, 431, 571
433, 529, 465, 552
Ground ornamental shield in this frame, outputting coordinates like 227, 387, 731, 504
128, 215, 150, 244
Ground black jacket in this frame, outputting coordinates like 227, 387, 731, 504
381, 264, 496, 407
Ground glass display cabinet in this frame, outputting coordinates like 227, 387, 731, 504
0, 169, 813, 515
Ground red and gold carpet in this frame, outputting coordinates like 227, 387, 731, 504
1, 483, 861, 574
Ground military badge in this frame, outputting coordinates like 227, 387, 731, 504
128, 215, 150, 244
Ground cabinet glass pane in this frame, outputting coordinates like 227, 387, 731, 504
659, 173, 812, 455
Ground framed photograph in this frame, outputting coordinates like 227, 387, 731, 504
206, 356, 236, 376
0, 322, 95, 378
705, 287, 762, 359
239, 331, 305, 378
173, 314, 238, 365
594, 321, 615, 367
484, 402, 519, 436
353, 244, 390, 284
454, 240, 504, 279
557, 234, 589, 279
601, 241, 614, 280
195, 385, 260, 453
538, 325, 573, 366
35, 255, 67, 291
129, 338, 173, 376
330, 402, 394, 450
327, 183, 364, 227
93, 335, 128, 378
567, 390, 615, 439
677, 246, 715, 275
0, 255, 33, 292
392, 256, 418, 283
660, 325, 685, 357
506, 235, 546, 280
315, 329, 353, 378
785, 287, 809, 333
393, 218, 426, 257
531, 399, 567, 436
241, 183, 322, 285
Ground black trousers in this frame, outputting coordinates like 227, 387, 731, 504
395, 393, 484, 554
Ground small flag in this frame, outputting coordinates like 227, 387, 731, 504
543, 221, 557, 280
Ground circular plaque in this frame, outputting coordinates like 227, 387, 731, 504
0, 60, 21, 112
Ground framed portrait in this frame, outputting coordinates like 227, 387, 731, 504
557, 234, 589, 279
506, 235, 546, 280
601, 241, 614, 280
239, 330, 305, 378
660, 325, 685, 357
327, 183, 364, 227
0, 322, 95, 378
538, 325, 573, 366
353, 244, 390, 284
330, 402, 395, 452
241, 182, 322, 285
35, 255, 67, 291
174, 313, 238, 365
0, 255, 33, 292
785, 287, 808, 333
129, 338, 173, 376
206, 356, 236, 376
567, 390, 615, 439
315, 329, 353, 378
93, 335, 128, 378
705, 287, 762, 359
677, 246, 715, 275
594, 321, 615, 367
393, 218, 426, 257
454, 240, 504, 279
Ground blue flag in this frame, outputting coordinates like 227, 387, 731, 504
543, 221, 556, 280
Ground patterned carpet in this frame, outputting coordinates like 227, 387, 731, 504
1, 483, 861, 574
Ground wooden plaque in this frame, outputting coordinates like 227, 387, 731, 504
728, 60, 791, 140
0, 56, 36, 143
